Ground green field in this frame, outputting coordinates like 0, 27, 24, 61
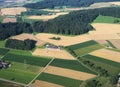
0, 40, 6, 48
81, 54, 120, 76
0, 16, 5, 23
0, 80, 23, 87
3, 53, 51, 67
93, 15, 120, 23
66, 40, 103, 56
50, 59, 97, 75
0, 48, 9, 57
37, 72, 82, 87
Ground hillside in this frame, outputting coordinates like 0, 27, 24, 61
24, 0, 120, 9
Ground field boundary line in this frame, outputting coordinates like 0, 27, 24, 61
27, 58, 55, 86
0, 77, 26, 86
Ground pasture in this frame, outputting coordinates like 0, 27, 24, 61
90, 49, 120, 63
93, 15, 120, 23
32, 48, 75, 60
35, 33, 91, 46
0, 48, 9, 57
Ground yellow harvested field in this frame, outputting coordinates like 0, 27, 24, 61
35, 33, 91, 46
2, 18, 16, 23
42, 9, 61, 12
1, 7, 27, 16
109, 39, 120, 49
44, 66, 96, 81
11, 33, 45, 46
90, 23, 120, 34
32, 48, 75, 60
95, 40, 107, 44
12, 33, 37, 41
89, 34, 120, 40
109, 2, 120, 5
32, 80, 64, 87
90, 49, 120, 63
27, 12, 69, 21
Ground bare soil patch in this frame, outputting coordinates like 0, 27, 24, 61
2, 18, 16, 23
44, 66, 96, 81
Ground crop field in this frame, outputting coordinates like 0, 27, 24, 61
50, 59, 97, 75
66, 40, 103, 56
93, 15, 120, 23
81, 54, 120, 76
0, 48, 9, 57
26, 12, 69, 21
32, 48, 75, 60
0, 80, 23, 87
11, 33, 45, 46
44, 66, 96, 80
109, 2, 120, 5
108, 39, 120, 49
37, 73, 82, 87
90, 49, 120, 63
1, 7, 27, 16
32, 80, 64, 87
0, 50, 52, 84
2, 18, 16, 23
0, 40, 6, 48
90, 23, 120, 34
35, 33, 91, 46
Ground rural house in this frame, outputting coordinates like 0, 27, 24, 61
0, 60, 11, 69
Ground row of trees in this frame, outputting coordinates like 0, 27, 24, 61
5, 39, 36, 50
0, 22, 33, 40
24, 0, 120, 9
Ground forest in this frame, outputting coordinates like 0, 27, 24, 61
1, 7, 120, 40
5, 39, 36, 50
24, 0, 120, 9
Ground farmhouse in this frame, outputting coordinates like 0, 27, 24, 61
0, 60, 11, 69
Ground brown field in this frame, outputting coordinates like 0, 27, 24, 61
32, 48, 75, 60
1, 7, 27, 16
90, 2, 112, 8
27, 12, 69, 21
2, 18, 16, 23
109, 2, 120, 5
44, 66, 96, 81
42, 9, 61, 12
90, 23, 120, 34
109, 39, 120, 49
95, 40, 107, 44
11, 33, 44, 46
32, 80, 64, 87
90, 49, 120, 63
35, 33, 91, 46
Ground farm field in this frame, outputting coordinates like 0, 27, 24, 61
11, 33, 45, 46
26, 12, 69, 21
2, 18, 16, 23
90, 49, 120, 63
35, 33, 91, 46
0, 48, 9, 57
37, 73, 83, 87
108, 39, 120, 49
66, 40, 103, 56
109, 2, 120, 5
90, 23, 120, 34
44, 66, 96, 80
0, 80, 23, 87
81, 54, 120, 76
1, 7, 27, 16
0, 50, 52, 84
32, 48, 75, 60
93, 15, 120, 23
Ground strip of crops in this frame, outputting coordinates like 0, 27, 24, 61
37, 72, 82, 87
50, 59, 97, 75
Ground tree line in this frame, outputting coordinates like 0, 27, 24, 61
5, 39, 36, 50
1, 7, 120, 40
24, 0, 120, 9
